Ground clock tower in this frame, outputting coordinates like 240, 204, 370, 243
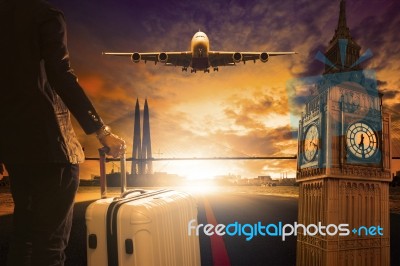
295, 1, 392, 265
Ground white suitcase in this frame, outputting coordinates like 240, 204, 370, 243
85, 149, 201, 266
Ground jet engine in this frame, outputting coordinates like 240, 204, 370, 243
233, 52, 242, 63
158, 52, 168, 63
131, 53, 141, 63
259, 52, 269, 63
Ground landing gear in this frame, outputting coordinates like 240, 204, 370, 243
182, 67, 188, 72
191, 69, 197, 73
204, 69, 210, 73
213, 67, 219, 72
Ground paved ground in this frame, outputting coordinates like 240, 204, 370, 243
0, 191, 399, 265
198, 193, 298, 266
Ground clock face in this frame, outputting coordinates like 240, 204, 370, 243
304, 125, 319, 162
346, 122, 378, 159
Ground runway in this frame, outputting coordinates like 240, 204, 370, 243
1, 189, 399, 265
197, 193, 298, 265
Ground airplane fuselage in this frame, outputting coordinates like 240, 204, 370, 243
190, 32, 210, 71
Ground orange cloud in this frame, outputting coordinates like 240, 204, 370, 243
79, 75, 104, 97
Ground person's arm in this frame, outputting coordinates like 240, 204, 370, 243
38, 7, 125, 157
39, 8, 102, 134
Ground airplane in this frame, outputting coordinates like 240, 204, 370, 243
102, 31, 297, 73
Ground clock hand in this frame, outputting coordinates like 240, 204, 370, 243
358, 133, 364, 147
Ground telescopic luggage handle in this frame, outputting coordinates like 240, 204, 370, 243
98, 147, 127, 198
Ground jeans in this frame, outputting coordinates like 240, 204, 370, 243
6, 163, 79, 266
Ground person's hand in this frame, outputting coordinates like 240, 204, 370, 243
96, 126, 126, 158
98, 133, 126, 158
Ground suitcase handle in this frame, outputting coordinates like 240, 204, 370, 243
99, 147, 108, 198
120, 189, 147, 198
98, 147, 127, 198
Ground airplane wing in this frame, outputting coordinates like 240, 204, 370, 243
102, 51, 192, 67
208, 51, 297, 67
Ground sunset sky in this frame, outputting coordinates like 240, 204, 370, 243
51, 0, 400, 180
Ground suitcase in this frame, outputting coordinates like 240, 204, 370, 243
85, 148, 201, 266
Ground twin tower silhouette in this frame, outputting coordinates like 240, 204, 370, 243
131, 99, 153, 175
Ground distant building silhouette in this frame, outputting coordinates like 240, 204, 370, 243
131, 99, 153, 175
132, 99, 141, 175
142, 99, 152, 174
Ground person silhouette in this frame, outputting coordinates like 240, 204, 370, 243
1, 0, 126, 265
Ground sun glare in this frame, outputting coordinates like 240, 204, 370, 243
179, 180, 220, 195
156, 160, 231, 180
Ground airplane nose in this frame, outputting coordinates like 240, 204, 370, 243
195, 40, 208, 51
